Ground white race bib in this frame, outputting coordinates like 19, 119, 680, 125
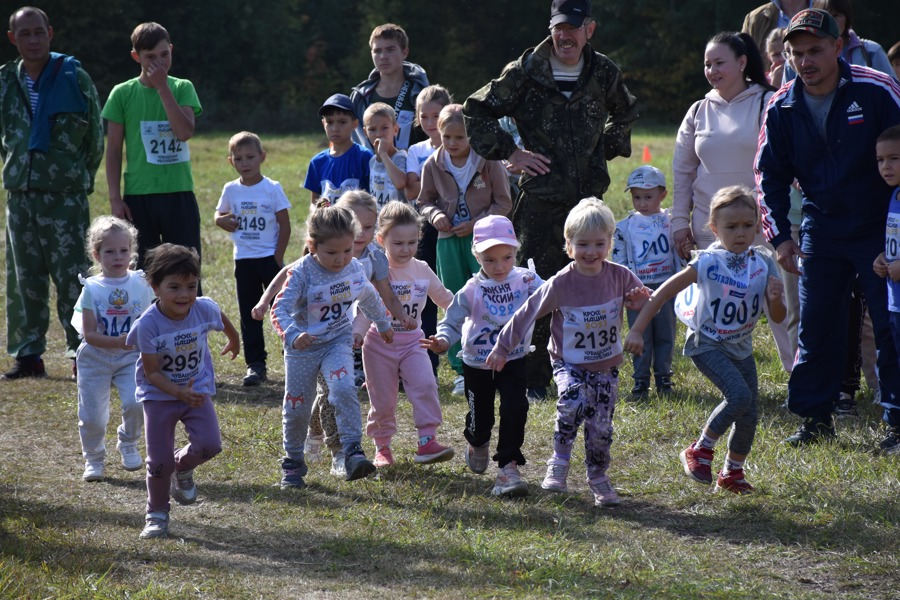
152, 329, 208, 386
560, 301, 623, 363
140, 120, 189, 165
389, 278, 429, 331
232, 197, 278, 247
626, 214, 676, 285
306, 274, 369, 336
886, 211, 900, 261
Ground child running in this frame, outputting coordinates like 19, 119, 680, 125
126, 244, 239, 539
354, 201, 455, 467
487, 198, 650, 507
624, 185, 786, 494
271, 205, 395, 488
73, 216, 156, 482
422, 215, 544, 497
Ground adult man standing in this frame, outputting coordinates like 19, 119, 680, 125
0, 6, 103, 379
756, 9, 900, 449
464, 0, 638, 401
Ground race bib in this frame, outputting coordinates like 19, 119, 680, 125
886, 211, 900, 261
307, 274, 369, 336
152, 328, 208, 386
627, 214, 676, 285
232, 197, 278, 247
140, 120, 189, 165
560, 301, 622, 364
320, 179, 360, 204
389, 278, 429, 331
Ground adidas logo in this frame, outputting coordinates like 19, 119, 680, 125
847, 101, 862, 113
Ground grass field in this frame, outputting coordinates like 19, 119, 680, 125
1, 130, 898, 599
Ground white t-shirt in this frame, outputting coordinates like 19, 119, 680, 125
216, 176, 292, 259
443, 149, 477, 226
406, 139, 439, 176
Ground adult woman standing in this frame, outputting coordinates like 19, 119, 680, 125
672, 31, 794, 371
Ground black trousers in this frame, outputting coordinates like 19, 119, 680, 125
463, 358, 529, 468
417, 221, 440, 374
235, 256, 281, 368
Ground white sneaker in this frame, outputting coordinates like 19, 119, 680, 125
170, 468, 197, 505
330, 451, 347, 478
139, 511, 169, 539
117, 442, 143, 471
304, 433, 324, 463
451, 375, 465, 397
82, 461, 104, 482
492, 463, 529, 498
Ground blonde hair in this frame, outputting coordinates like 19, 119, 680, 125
708, 185, 759, 230
437, 103, 465, 132
376, 201, 422, 240
228, 131, 263, 155
335, 190, 378, 220
414, 85, 452, 127
364, 102, 397, 125
85, 215, 139, 274
306, 204, 360, 248
564, 197, 616, 242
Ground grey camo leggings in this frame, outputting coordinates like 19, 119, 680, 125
690, 350, 758, 456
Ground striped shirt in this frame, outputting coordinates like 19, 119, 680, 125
24, 73, 39, 114
549, 53, 583, 99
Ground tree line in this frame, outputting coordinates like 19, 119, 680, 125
1, 0, 896, 131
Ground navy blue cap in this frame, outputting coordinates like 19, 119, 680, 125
550, 0, 591, 28
318, 93, 354, 116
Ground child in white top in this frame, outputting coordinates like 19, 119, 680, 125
271, 205, 395, 488
612, 165, 679, 398
364, 103, 409, 210
214, 131, 291, 386
355, 201, 455, 467
487, 199, 650, 507
73, 216, 156, 482
126, 244, 240, 539
422, 215, 544, 497
624, 185, 786, 494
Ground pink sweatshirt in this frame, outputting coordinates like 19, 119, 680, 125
494, 262, 642, 372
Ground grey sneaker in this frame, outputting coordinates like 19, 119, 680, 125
139, 511, 169, 539
82, 461, 104, 482
330, 451, 347, 478
117, 442, 143, 471
491, 463, 529, 498
540, 459, 570, 493
171, 468, 197, 504
344, 444, 376, 481
280, 457, 307, 489
589, 476, 621, 507
465, 442, 490, 474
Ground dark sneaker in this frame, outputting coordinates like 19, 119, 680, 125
879, 426, 900, 455
139, 511, 169, 539
628, 381, 650, 401
526, 387, 548, 403
784, 417, 836, 446
344, 443, 376, 481
655, 374, 674, 396
715, 469, 754, 494
280, 457, 307, 489
242, 365, 267, 387
71, 359, 77, 382
679, 442, 714, 484
1, 356, 47, 381
170, 468, 197, 505
833, 393, 859, 419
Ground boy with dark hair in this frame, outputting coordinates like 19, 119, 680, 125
304, 94, 373, 208
103, 22, 203, 271
350, 23, 429, 152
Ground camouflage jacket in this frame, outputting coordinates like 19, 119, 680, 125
463, 38, 638, 204
0, 57, 103, 193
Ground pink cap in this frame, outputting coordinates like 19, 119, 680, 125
473, 215, 520, 252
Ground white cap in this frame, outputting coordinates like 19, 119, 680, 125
624, 165, 666, 191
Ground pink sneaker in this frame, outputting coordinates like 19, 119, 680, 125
715, 469, 754, 494
540, 459, 569, 493
414, 438, 455, 464
373, 446, 394, 468
679, 442, 714, 484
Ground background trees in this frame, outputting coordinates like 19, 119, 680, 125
2, 0, 896, 130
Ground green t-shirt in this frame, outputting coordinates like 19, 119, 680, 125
101, 76, 202, 195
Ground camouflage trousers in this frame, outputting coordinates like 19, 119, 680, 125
5, 190, 90, 359
513, 192, 577, 389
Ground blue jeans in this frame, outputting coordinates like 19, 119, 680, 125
626, 294, 675, 385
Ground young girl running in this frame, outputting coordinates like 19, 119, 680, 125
73, 216, 156, 482
271, 205, 394, 488
406, 85, 453, 375
422, 215, 544, 497
487, 198, 650, 507
624, 185, 786, 494
126, 244, 240, 539
356, 201, 455, 466
419, 103, 512, 396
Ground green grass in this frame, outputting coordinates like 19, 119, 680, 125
1, 130, 898, 599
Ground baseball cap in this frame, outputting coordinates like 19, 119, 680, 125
783, 8, 840, 42
549, 0, 592, 28
473, 215, 520, 253
318, 93, 354, 116
624, 165, 666, 191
